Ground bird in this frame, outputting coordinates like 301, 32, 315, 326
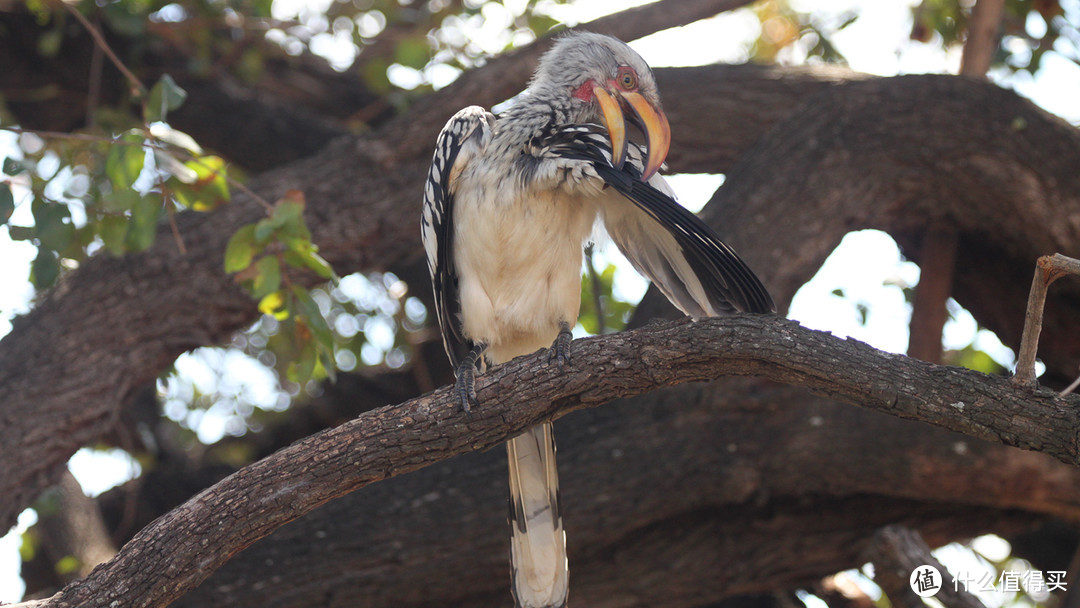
421, 31, 774, 608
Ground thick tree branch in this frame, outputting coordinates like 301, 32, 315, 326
0, 60, 857, 532
865, 525, 985, 608
16, 315, 1080, 608
1, 24, 1079, 540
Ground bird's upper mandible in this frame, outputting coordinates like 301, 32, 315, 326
528, 32, 671, 181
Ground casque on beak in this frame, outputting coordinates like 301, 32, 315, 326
593, 86, 671, 181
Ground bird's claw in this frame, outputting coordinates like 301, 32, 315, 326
454, 344, 485, 413
547, 322, 573, 371
454, 363, 478, 413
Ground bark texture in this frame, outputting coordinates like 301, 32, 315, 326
2, 2, 1080, 607
16, 316, 1080, 608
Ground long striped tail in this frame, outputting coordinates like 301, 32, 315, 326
507, 421, 567, 608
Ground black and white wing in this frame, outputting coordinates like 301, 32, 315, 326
545, 125, 775, 316
421, 106, 495, 367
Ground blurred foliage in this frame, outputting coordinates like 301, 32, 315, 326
1, 75, 233, 289
911, 0, 1080, 73
2, 0, 1055, 457
749, 0, 858, 65
579, 247, 634, 335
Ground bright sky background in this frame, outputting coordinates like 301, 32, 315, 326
2, 0, 1079, 601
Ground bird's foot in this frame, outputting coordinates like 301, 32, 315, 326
547, 321, 573, 371
454, 343, 485, 412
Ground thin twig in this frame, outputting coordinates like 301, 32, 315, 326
171, 149, 276, 213
1, 125, 276, 215
1061, 367, 1080, 398
1012, 253, 1080, 388
1, 126, 114, 144
55, 0, 147, 96
162, 182, 187, 254
86, 11, 104, 128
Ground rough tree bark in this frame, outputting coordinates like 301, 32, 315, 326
0, 63, 860, 534
2, 2, 1080, 606
15, 316, 1080, 608
4, 61, 1079, 537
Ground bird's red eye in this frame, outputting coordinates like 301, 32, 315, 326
616, 66, 637, 90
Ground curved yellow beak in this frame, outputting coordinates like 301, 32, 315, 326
593, 87, 671, 182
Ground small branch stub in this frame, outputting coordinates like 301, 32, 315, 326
1012, 254, 1080, 389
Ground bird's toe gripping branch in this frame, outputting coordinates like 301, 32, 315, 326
455, 344, 486, 412
547, 321, 573, 371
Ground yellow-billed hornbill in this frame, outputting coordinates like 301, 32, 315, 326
421, 32, 774, 608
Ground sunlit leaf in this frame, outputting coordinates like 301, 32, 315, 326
105, 133, 146, 190
145, 74, 188, 123
252, 255, 282, 300
258, 290, 288, 320
290, 284, 333, 352
54, 555, 82, 576
124, 193, 161, 252
283, 238, 336, 280
224, 224, 260, 273
172, 155, 229, 210
945, 344, 1007, 375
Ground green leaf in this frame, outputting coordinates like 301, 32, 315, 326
37, 28, 63, 57
32, 200, 73, 251
254, 199, 304, 242
3, 157, 26, 175
8, 225, 35, 241
144, 75, 188, 123
288, 337, 318, 385
360, 57, 393, 95
224, 224, 260, 273
54, 555, 82, 576
124, 194, 161, 252
31, 248, 60, 288
283, 238, 336, 280
102, 188, 141, 213
99, 215, 129, 256
394, 37, 431, 70
172, 155, 229, 210
0, 183, 13, 224
290, 285, 333, 352
251, 255, 282, 300
105, 134, 146, 190
18, 530, 37, 562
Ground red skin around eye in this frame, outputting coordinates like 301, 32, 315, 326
572, 79, 597, 101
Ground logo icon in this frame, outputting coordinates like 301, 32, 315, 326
910, 565, 943, 597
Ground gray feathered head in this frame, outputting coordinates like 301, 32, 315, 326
530, 31, 671, 180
